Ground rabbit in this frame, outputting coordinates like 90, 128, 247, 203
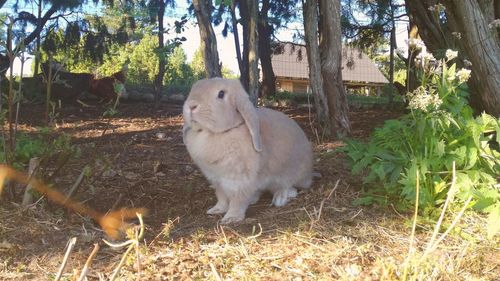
182, 78, 313, 224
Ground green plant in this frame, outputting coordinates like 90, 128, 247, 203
342, 50, 500, 238
0, 128, 75, 170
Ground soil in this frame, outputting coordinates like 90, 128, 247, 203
1, 101, 495, 280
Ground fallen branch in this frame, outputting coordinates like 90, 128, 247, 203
22, 157, 40, 206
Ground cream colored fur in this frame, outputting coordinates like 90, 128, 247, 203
183, 78, 313, 224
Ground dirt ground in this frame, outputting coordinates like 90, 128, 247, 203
0, 101, 498, 280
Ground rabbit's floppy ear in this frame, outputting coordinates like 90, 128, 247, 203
235, 94, 262, 152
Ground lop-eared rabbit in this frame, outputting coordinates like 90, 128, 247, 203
183, 78, 313, 224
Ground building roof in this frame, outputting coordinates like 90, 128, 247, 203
271, 43, 389, 85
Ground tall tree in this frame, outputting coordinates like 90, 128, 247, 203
33, 0, 43, 75
0, 1, 88, 74
238, 0, 250, 91
246, 0, 259, 105
319, 0, 351, 136
303, 0, 351, 136
257, 0, 275, 98
154, 0, 167, 105
405, 0, 500, 116
221, 0, 299, 98
303, 0, 329, 125
193, 0, 222, 78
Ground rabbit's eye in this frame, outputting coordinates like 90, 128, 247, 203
217, 90, 225, 99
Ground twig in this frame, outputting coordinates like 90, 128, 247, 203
106, 213, 145, 281
110, 193, 123, 211
424, 196, 473, 255
54, 237, 77, 281
109, 241, 135, 281
210, 263, 223, 281
425, 162, 456, 253
135, 229, 141, 281
77, 243, 100, 281
63, 165, 88, 204
402, 167, 420, 280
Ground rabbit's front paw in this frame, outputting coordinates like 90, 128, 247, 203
272, 187, 297, 207
207, 204, 228, 215
220, 212, 245, 224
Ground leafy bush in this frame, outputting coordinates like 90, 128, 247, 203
342, 50, 500, 238
347, 94, 404, 108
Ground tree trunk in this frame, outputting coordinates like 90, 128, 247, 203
442, 0, 500, 116
247, 0, 259, 105
239, 0, 250, 91
154, 0, 166, 106
193, 0, 222, 78
405, 0, 450, 53
303, 0, 329, 125
405, 20, 420, 93
258, 0, 276, 98
405, 0, 500, 116
388, 21, 395, 104
319, 0, 351, 137
33, 0, 42, 76
230, 1, 243, 73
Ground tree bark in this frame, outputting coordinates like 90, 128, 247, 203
405, 20, 421, 93
230, 0, 243, 73
246, 0, 259, 105
239, 0, 250, 91
193, 0, 222, 78
258, 0, 276, 98
405, 0, 450, 53
442, 0, 500, 116
303, 0, 329, 125
154, 0, 166, 106
406, 0, 500, 116
319, 0, 351, 137
33, 0, 42, 76
388, 23, 395, 104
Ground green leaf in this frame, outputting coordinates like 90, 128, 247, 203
473, 197, 495, 211
465, 147, 478, 169
436, 140, 446, 157
353, 196, 374, 206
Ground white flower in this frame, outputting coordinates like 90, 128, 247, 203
407, 86, 442, 112
456, 68, 471, 83
445, 49, 458, 61
407, 38, 425, 51
452, 32, 462, 39
417, 52, 435, 62
489, 19, 500, 29
416, 52, 436, 69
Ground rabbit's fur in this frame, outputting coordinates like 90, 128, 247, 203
183, 78, 313, 224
